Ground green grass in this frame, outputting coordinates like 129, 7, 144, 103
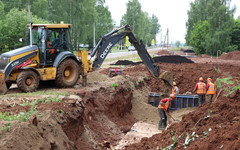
110, 83, 118, 88
216, 77, 234, 88
216, 77, 240, 96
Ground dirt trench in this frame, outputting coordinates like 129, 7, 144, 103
0, 74, 140, 150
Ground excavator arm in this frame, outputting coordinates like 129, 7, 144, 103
91, 24, 172, 85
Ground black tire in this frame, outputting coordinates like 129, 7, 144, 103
55, 58, 80, 88
16, 70, 39, 92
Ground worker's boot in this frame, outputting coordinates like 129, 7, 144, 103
163, 119, 167, 129
158, 120, 164, 130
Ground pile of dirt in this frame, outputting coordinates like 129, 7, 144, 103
110, 56, 194, 66
111, 60, 142, 66
126, 92, 240, 150
157, 50, 172, 55
183, 50, 195, 53
153, 55, 194, 64
219, 50, 240, 60
118, 62, 240, 94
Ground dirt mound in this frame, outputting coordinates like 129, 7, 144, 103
110, 56, 194, 66
119, 62, 240, 94
111, 60, 142, 66
126, 92, 240, 150
219, 50, 240, 60
153, 55, 194, 64
157, 50, 172, 55
183, 50, 195, 53
199, 54, 212, 58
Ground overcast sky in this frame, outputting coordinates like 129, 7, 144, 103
105, 0, 240, 44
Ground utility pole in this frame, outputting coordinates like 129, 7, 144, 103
48, 0, 52, 22
167, 28, 169, 49
93, 22, 96, 47
27, 0, 32, 47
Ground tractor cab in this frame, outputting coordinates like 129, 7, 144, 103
29, 24, 72, 66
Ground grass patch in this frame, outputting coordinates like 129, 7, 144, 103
216, 77, 240, 96
110, 83, 118, 88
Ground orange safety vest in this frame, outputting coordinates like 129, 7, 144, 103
158, 99, 170, 110
197, 82, 206, 94
207, 82, 215, 95
172, 86, 179, 94
47, 41, 55, 54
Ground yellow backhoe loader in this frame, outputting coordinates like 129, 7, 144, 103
0, 23, 172, 94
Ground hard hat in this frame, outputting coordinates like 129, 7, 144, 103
170, 94, 175, 98
207, 78, 212, 81
173, 82, 176, 86
199, 77, 204, 81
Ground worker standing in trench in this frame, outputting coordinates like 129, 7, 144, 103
206, 78, 215, 103
157, 94, 175, 130
172, 82, 179, 94
194, 77, 206, 105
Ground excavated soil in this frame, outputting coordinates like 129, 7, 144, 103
1, 50, 240, 150
126, 92, 240, 150
156, 50, 172, 55
219, 50, 240, 60
111, 56, 194, 66
0, 76, 136, 150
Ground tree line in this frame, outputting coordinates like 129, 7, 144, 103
121, 0, 160, 46
186, 0, 240, 55
0, 0, 160, 53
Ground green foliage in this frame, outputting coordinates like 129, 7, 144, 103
186, 0, 236, 55
0, 0, 113, 52
216, 77, 240, 96
230, 19, 240, 50
189, 21, 209, 54
59, 109, 64, 116
0, 8, 49, 52
121, 0, 160, 45
110, 83, 118, 88
175, 41, 181, 48
216, 77, 234, 88
0, 123, 11, 133
0, 107, 36, 122
95, 3, 114, 43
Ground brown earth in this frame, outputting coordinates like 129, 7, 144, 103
126, 92, 240, 150
219, 50, 240, 60
157, 50, 172, 55
0, 50, 240, 150
0, 76, 136, 150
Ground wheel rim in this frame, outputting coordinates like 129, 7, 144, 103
26, 76, 34, 86
64, 66, 76, 81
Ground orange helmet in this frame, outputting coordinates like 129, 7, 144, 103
170, 94, 175, 98
173, 82, 176, 86
199, 77, 204, 81
207, 78, 212, 81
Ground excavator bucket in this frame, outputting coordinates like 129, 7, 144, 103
0, 73, 7, 95
159, 71, 173, 86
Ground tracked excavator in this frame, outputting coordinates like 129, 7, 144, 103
0, 23, 172, 94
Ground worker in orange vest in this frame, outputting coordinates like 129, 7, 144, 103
158, 94, 175, 130
172, 82, 179, 94
206, 78, 215, 103
194, 77, 206, 105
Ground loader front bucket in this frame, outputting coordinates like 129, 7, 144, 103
159, 70, 173, 86
0, 73, 7, 95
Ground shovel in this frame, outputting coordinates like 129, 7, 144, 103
164, 109, 180, 122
